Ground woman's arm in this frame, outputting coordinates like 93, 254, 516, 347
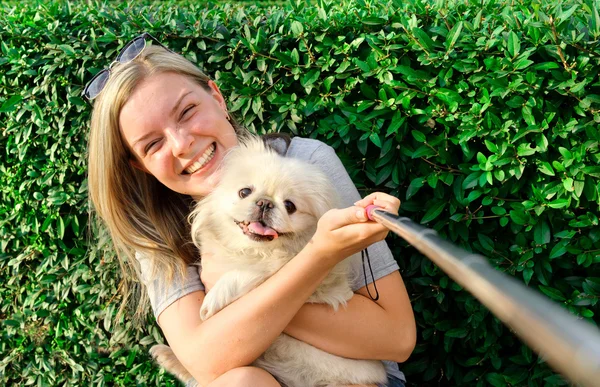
284, 271, 416, 363
158, 205, 386, 386
284, 142, 417, 362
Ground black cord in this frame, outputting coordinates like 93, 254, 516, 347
361, 248, 379, 301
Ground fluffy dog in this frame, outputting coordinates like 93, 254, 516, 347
151, 138, 387, 387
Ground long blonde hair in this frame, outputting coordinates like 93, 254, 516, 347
87, 45, 246, 321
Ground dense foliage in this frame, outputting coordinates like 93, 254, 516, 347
1, 0, 599, 385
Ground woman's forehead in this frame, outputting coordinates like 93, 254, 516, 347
119, 73, 202, 136
128, 72, 198, 106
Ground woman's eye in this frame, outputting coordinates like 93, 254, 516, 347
239, 188, 252, 199
181, 105, 195, 119
284, 200, 296, 214
145, 139, 161, 154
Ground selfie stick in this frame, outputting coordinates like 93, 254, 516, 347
365, 206, 600, 387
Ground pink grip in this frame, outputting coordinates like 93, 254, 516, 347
365, 204, 381, 221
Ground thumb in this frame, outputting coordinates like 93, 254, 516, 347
324, 206, 368, 231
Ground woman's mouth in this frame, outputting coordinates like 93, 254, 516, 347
184, 143, 216, 174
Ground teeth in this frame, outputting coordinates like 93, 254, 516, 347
185, 144, 216, 174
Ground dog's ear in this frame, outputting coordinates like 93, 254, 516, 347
262, 133, 291, 156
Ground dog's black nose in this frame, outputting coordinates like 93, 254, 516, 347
256, 198, 274, 211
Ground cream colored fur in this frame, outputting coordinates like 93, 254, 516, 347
150, 138, 387, 387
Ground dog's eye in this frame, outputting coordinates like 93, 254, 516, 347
284, 200, 296, 214
239, 188, 252, 199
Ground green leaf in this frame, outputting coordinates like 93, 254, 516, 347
290, 48, 300, 64
411, 130, 426, 143
522, 105, 535, 125
386, 111, 404, 136
369, 132, 382, 148
411, 144, 436, 158
558, 147, 572, 159
534, 221, 551, 245
462, 172, 480, 189
421, 201, 446, 223
548, 198, 569, 208
582, 166, 600, 178
466, 190, 482, 203
549, 241, 568, 259
574, 180, 585, 198
485, 373, 507, 387
478, 233, 494, 251
557, 5, 578, 23
406, 178, 424, 200
445, 21, 463, 51
510, 210, 529, 225
533, 62, 560, 71
58, 44, 75, 56
507, 31, 520, 58
491, 207, 506, 215
538, 285, 566, 301
0, 95, 23, 113
476, 152, 486, 164
538, 162, 555, 176
485, 140, 498, 153
445, 327, 468, 338
301, 69, 321, 87
57, 216, 65, 240
291, 20, 304, 36
412, 27, 435, 52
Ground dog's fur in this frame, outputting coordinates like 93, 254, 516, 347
150, 138, 387, 387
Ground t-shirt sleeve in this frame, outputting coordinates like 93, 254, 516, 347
306, 142, 400, 291
136, 252, 205, 320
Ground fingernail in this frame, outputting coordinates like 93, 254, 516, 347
356, 210, 366, 220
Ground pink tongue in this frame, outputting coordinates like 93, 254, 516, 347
248, 222, 278, 238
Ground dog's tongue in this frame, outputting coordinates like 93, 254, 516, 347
248, 222, 278, 238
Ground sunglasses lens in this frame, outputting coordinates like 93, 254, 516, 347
85, 70, 110, 100
119, 37, 146, 63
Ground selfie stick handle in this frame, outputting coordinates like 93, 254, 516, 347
365, 206, 600, 387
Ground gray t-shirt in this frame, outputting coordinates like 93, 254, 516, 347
137, 137, 405, 381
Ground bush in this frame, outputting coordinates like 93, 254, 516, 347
1, 0, 599, 385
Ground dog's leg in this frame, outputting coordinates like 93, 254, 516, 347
150, 344, 196, 385
200, 270, 266, 320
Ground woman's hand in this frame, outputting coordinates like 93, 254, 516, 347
354, 191, 400, 216
310, 192, 400, 266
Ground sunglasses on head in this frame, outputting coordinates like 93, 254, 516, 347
82, 32, 174, 101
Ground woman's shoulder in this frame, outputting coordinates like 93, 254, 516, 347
287, 137, 332, 161
261, 133, 333, 162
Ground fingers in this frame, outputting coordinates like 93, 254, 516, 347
321, 206, 368, 231
354, 192, 400, 215
338, 222, 389, 243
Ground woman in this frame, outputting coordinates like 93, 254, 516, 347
86, 34, 416, 387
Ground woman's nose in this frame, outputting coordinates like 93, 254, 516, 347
166, 127, 194, 157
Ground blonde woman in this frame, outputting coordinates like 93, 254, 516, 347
86, 33, 416, 387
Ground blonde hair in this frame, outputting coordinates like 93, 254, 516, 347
87, 45, 247, 322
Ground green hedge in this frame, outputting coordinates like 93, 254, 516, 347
1, 0, 599, 385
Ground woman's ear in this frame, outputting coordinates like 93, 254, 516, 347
129, 158, 150, 174
207, 80, 228, 112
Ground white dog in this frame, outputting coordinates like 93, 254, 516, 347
151, 138, 387, 387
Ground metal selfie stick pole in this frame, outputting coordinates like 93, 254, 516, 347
365, 206, 600, 387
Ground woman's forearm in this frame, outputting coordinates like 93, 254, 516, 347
184, 247, 335, 385
284, 273, 416, 363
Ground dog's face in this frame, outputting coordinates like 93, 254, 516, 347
192, 139, 337, 252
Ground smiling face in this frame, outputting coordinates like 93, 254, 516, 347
119, 72, 239, 198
